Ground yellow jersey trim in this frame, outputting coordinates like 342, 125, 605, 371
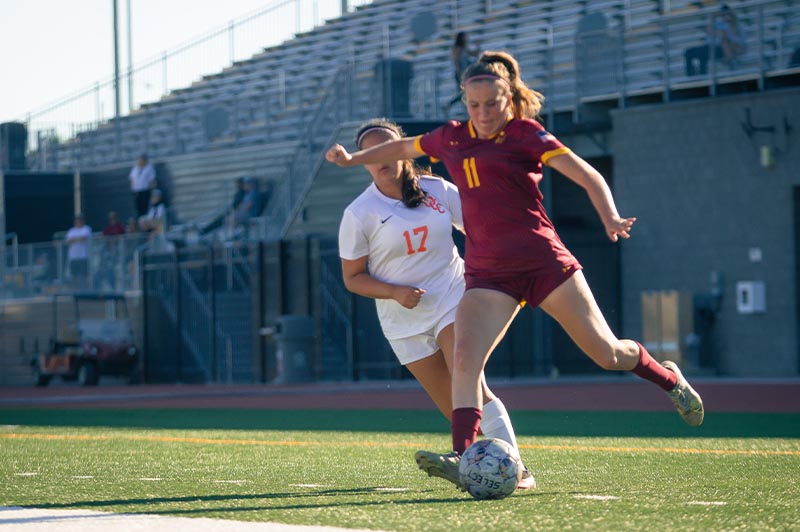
413, 135, 426, 154
541, 147, 572, 165
468, 117, 513, 140
413, 135, 439, 163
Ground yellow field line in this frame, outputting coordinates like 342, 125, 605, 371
520, 443, 800, 456
1, 432, 799, 456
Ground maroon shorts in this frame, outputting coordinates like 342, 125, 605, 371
465, 263, 581, 308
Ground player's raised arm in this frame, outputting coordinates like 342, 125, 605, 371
325, 137, 419, 167
545, 150, 636, 243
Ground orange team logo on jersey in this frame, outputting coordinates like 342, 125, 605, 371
421, 195, 446, 213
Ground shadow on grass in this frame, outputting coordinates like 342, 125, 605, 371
28, 487, 481, 515
1, 409, 798, 438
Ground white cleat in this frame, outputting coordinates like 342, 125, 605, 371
518, 468, 537, 490
663, 360, 704, 426
414, 450, 465, 490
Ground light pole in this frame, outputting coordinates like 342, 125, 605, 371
127, 0, 134, 112
113, 0, 121, 119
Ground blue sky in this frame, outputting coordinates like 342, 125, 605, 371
0, 0, 350, 123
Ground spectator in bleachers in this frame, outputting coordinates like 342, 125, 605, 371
442, 32, 480, 115
129, 153, 157, 218
102, 211, 126, 236
138, 188, 167, 233
684, 4, 747, 76
126, 216, 138, 234
96, 211, 126, 290
65, 213, 91, 290
232, 177, 246, 212
791, 46, 800, 68
230, 177, 261, 236
31, 253, 55, 291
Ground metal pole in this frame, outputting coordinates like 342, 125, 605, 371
126, 0, 134, 112
229, 21, 235, 64
208, 245, 217, 382
74, 169, 81, 218
162, 52, 168, 96
141, 251, 148, 382
174, 249, 182, 382
113, 0, 121, 119
0, 168, 5, 288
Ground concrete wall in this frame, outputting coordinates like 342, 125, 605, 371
611, 88, 800, 376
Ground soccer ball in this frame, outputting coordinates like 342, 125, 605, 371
458, 438, 522, 500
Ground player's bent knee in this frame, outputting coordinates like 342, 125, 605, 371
589, 350, 621, 371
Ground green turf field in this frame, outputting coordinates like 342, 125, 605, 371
1, 409, 799, 531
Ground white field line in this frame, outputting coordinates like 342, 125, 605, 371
0, 507, 392, 532
573, 494, 620, 501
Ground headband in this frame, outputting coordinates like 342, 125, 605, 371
357, 126, 399, 148
463, 74, 511, 87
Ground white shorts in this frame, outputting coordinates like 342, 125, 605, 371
388, 304, 458, 365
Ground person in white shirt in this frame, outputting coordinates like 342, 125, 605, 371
129, 153, 157, 217
65, 213, 92, 289
138, 188, 167, 233
334, 118, 535, 489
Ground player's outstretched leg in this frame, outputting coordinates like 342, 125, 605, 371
414, 450, 464, 490
662, 360, 704, 426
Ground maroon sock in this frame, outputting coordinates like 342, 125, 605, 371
451, 407, 482, 455
631, 341, 678, 391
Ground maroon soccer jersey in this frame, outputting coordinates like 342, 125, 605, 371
414, 118, 580, 279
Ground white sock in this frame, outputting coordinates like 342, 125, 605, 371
481, 398, 528, 472
480, 398, 520, 452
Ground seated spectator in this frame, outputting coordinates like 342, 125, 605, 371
126, 216, 138, 233
96, 211, 126, 290
31, 253, 55, 291
231, 177, 246, 212
232, 177, 261, 228
685, 4, 747, 76
202, 177, 248, 236
102, 211, 126, 236
791, 46, 800, 68
138, 189, 167, 233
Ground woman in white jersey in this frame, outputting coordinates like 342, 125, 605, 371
337, 118, 534, 490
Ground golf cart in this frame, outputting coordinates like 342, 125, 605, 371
31, 292, 140, 386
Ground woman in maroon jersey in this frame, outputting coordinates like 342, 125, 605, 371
326, 50, 704, 491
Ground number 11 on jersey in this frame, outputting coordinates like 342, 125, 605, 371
463, 157, 480, 188
403, 225, 429, 255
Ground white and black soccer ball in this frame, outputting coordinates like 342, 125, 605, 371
458, 438, 522, 500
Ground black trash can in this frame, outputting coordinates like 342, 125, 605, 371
375, 58, 413, 118
273, 314, 314, 383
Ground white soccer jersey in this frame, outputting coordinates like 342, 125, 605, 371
339, 176, 465, 339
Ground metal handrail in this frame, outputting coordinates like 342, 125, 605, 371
261, 63, 357, 239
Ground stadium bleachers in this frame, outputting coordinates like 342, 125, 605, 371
35, 0, 798, 241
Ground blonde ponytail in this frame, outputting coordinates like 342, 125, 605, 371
462, 51, 544, 118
